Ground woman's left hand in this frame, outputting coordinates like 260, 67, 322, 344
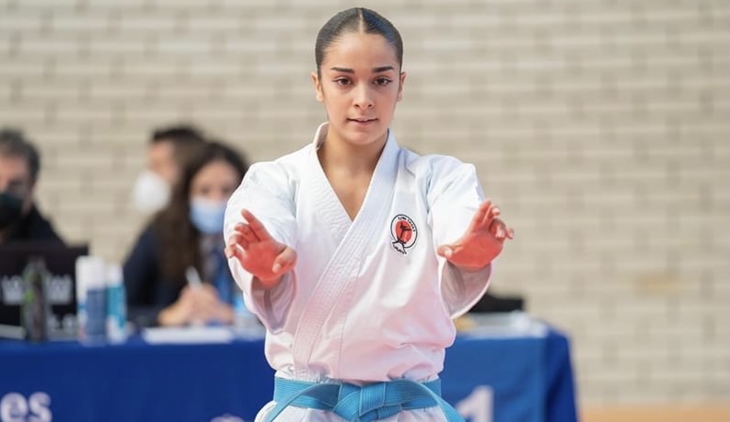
436, 199, 514, 271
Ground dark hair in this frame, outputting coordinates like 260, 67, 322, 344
0, 128, 41, 184
150, 124, 207, 171
150, 124, 206, 146
153, 141, 249, 284
315, 8, 403, 77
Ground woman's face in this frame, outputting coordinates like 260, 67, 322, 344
312, 31, 406, 149
189, 160, 240, 203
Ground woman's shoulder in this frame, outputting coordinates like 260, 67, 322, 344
240, 144, 311, 196
123, 221, 162, 271
402, 148, 474, 179
249, 144, 310, 176
133, 221, 162, 249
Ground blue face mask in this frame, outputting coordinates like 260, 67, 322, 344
189, 198, 227, 235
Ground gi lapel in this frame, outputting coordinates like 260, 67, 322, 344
304, 125, 352, 246
292, 128, 400, 378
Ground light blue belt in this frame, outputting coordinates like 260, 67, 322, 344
264, 377, 465, 422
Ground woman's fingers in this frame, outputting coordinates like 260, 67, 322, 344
272, 247, 297, 274
475, 199, 500, 228
230, 232, 249, 249
234, 219, 260, 243
233, 222, 248, 236
489, 218, 515, 241
225, 234, 247, 259
241, 209, 272, 242
224, 244, 237, 259
437, 244, 454, 259
470, 200, 503, 232
469, 200, 491, 231
239, 224, 259, 244
483, 204, 500, 228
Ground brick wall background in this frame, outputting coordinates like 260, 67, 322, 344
1, 0, 728, 407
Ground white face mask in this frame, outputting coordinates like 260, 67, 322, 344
189, 198, 227, 235
131, 170, 171, 213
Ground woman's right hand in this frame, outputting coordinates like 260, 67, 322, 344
225, 209, 297, 289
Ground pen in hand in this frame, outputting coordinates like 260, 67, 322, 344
185, 266, 203, 290
185, 266, 205, 326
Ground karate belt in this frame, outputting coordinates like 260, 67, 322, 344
264, 377, 465, 422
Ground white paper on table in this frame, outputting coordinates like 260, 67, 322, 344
141, 326, 234, 344
458, 312, 548, 339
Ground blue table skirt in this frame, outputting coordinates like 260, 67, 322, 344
0, 330, 576, 422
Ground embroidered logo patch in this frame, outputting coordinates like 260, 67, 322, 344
390, 214, 418, 255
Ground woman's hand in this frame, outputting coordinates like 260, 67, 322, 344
188, 284, 234, 325
437, 199, 514, 271
157, 286, 198, 326
158, 285, 234, 326
225, 209, 297, 289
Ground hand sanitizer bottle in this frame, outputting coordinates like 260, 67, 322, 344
106, 264, 127, 344
76, 256, 107, 345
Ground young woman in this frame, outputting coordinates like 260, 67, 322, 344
224, 8, 513, 422
124, 141, 249, 328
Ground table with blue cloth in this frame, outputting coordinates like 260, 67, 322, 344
0, 317, 577, 422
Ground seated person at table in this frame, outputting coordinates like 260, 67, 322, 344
0, 128, 65, 246
131, 124, 207, 214
123, 141, 249, 328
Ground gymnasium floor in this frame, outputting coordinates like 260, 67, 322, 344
581, 405, 730, 422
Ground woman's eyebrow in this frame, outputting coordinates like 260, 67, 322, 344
329, 66, 395, 73
372, 66, 394, 73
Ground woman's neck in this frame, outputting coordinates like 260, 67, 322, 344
318, 130, 387, 176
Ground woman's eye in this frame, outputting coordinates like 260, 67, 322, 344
334, 78, 351, 86
374, 77, 392, 86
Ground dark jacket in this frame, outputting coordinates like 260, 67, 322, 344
122, 226, 185, 328
0, 204, 65, 245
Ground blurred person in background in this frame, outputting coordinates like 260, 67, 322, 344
123, 141, 249, 328
131, 124, 207, 214
0, 129, 65, 246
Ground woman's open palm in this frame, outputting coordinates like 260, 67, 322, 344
225, 209, 297, 287
437, 199, 514, 271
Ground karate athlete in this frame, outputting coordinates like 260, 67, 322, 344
224, 7, 514, 422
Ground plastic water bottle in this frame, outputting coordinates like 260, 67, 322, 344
75, 256, 107, 344
21, 257, 51, 342
105, 264, 127, 344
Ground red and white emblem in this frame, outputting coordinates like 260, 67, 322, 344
390, 214, 418, 255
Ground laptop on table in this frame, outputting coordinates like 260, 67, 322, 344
0, 242, 88, 340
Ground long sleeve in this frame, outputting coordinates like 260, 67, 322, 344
425, 156, 493, 318
224, 161, 298, 333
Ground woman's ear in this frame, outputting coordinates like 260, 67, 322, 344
311, 71, 324, 102
397, 71, 407, 102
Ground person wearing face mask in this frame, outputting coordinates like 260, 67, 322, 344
123, 141, 249, 328
131, 125, 207, 214
0, 129, 64, 246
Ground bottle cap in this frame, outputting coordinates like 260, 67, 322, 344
106, 264, 123, 287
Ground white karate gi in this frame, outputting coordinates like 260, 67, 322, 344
224, 123, 492, 422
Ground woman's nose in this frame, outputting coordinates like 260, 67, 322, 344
353, 84, 374, 109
